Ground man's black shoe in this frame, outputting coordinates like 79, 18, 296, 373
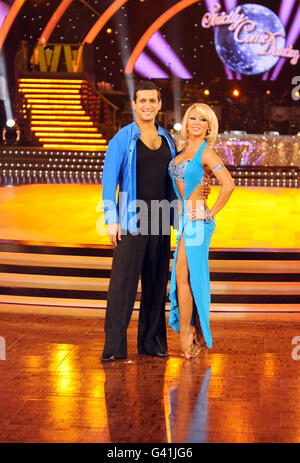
139, 351, 169, 358
152, 351, 169, 358
101, 353, 117, 363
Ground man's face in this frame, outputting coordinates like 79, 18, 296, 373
132, 89, 162, 123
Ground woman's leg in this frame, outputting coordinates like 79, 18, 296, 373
175, 233, 194, 358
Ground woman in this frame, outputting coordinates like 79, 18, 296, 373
168, 103, 235, 359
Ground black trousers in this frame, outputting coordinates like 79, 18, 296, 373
102, 231, 170, 358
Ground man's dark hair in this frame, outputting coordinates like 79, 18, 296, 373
133, 80, 161, 102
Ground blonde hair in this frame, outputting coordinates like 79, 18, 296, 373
180, 103, 219, 146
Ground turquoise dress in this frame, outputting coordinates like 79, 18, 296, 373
168, 141, 216, 348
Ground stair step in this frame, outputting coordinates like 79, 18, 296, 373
0, 296, 299, 313
1, 240, 299, 310
0, 273, 299, 295
0, 252, 299, 273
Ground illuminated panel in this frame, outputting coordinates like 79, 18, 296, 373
19, 89, 80, 94
26, 95, 82, 100
31, 115, 91, 120
31, 110, 86, 115
125, 0, 208, 75
31, 127, 97, 132
43, 144, 108, 150
35, 132, 103, 138
0, 0, 26, 51
135, 53, 169, 79
32, 121, 94, 126
145, 32, 192, 79
271, 4, 300, 80
39, 138, 106, 144
30, 105, 83, 110
27, 99, 81, 104
19, 79, 85, 84
19, 84, 82, 89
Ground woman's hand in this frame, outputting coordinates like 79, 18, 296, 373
200, 172, 211, 198
188, 208, 207, 221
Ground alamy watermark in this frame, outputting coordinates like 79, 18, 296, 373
96, 195, 213, 246
291, 76, 300, 101
291, 336, 300, 360
0, 336, 6, 360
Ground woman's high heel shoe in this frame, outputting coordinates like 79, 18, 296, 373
180, 328, 194, 360
191, 326, 204, 358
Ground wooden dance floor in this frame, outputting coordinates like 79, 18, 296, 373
1, 312, 300, 443
0, 183, 299, 249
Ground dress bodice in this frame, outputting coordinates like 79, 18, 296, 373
168, 141, 207, 204
168, 158, 190, 182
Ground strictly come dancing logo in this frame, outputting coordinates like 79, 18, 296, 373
292, 76, 300, 101
202, 3, 299, 75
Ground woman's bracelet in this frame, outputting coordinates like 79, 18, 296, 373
205, 209, 214, 221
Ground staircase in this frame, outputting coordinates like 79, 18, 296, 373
18, 78, 109, 152
0, 242, 299, 312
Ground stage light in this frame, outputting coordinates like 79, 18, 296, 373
266, 90, 271, 95
145, 31, 192, 79
232, 89, 240, 97
173, 123, 182, 131
295, 91, 300, 98
134, 52, 168, 79
106, 28, 112, 34
204, 89, 210, 96
6, 119, 15, 128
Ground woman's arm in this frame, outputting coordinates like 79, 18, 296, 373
202, 146, 235, 219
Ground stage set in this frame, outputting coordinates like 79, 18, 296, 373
0, 0, 300, 446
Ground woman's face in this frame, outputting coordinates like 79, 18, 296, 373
187, 109, 209, 139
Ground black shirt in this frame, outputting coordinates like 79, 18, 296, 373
136, 136, 171, 201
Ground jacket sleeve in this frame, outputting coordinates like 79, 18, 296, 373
102, 134, 124, 225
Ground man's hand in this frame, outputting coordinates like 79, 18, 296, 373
108, 223, 121, 248
201, 172, 211, 198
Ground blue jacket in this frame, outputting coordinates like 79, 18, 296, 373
102, 121, 178, 233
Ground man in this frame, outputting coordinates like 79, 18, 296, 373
101, 80, 209, 362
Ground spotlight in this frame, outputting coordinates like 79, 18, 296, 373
295, 91, 300, 98
173, 122, 182, 131
266, 90, 271, 95
232, 89, 240, 97
6, 119, 15, 128
106, 28, 112, 34
204, 89, 210, 96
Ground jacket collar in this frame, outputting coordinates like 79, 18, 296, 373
131, 120, 165, 138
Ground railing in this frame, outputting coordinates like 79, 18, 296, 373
81, 80, 119, 140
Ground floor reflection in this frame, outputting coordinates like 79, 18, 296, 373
102, 356, 211, 443
102, 358, 168, 443
168, 359, 211, 443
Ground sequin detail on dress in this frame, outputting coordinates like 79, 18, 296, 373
168, 158, 190, 182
